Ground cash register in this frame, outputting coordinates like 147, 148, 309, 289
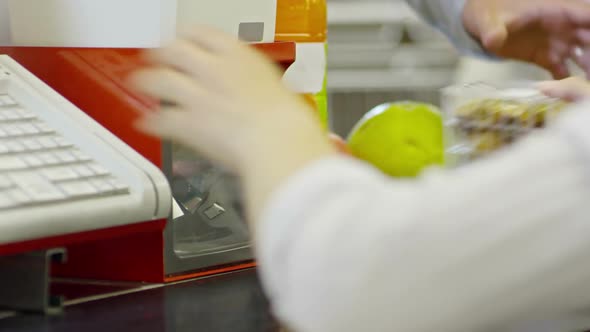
0, 54, 171, 248
0, 0, 298, 295
0, 1, 332, 317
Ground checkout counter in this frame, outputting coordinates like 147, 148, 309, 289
0, 269, 280, 332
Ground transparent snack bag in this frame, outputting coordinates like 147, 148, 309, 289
441, 81, 569, 167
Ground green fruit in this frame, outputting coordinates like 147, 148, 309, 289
315, 95, 328, 130
347, 102, 444, 177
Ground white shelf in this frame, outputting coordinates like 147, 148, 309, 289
328, 67, 455, 91
327, 1, 420, 25
326, 1, 457, 92
328, 43, 458, 69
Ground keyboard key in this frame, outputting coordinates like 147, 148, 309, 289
0, 95, 17, 106
0, 175, 12, 189
10, 173, 65, 202
5, 141, 25, 153
38, 137, 58, 149
89, 178, 115, 194
0, 193, 16, 209
22, 139, 42, 151
53, 137, 73, 147
5, 126, 23, 136
59, 181, 98, 198
22, 155, 44, 167
54, 151, 76, 163
71, 150, 92, 162
88, 164, 110, 176
0, 92, 133, 209
72, 165, 94, 178
18, 123, 40, 135
38, 153, 60, 165
108, 178, 129, 193
35, 123, 54, 134
1, 110, 20, 121
42, 167, 80, 182
7, 189, 32, 205
0, 156, 27, 170
15, 109, 36, 120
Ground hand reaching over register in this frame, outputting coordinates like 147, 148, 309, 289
130, 28, 590, 332
408, 0, 590, 78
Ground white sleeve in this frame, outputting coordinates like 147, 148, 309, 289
404, 0, 493, 57
256, 101, 590, 332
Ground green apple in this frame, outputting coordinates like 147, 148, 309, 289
347, 102, 444, 177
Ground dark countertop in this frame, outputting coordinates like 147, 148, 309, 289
0, 269, 280, 332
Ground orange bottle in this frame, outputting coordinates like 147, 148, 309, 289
275, 0, 327, 42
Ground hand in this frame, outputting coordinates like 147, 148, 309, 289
328, 133, 352, 155
128, 26, 335, 222
463, 0, 590, 78
536, 76, 590, 102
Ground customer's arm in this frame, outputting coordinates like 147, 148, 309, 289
404, 0, 487, 56
256, 103, 590, 332
406, 0, 590, 78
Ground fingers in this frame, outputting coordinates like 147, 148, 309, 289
179, 24, 243, 53
328, 133, 351, 155
180, 25, 274, 69
549, 62, 571, 79
531, 48, 571, 79
481, 26, 509, 53
575, 29, 590, 45
476, 10, 509, 52
547, 39, 572, 78
135, 108, 192, 141
561, 2, 590, 77
536, 77, 590, 102
129, 68, 205, 107
146, 39, 216, 78
462, 0, 509, 52
570, 44, 590, 78
564, 0, 590, 27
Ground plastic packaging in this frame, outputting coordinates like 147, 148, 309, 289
442, 82, 568, 166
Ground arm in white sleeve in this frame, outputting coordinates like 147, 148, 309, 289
405, 0, 493, 57
256, 101, 590, 332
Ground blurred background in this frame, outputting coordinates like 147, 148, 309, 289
326, 0, 551, 137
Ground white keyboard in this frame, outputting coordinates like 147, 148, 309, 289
0, 96, 130, 209
0, 55, 171, 246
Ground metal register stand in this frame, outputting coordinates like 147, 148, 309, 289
0, 248, 66, 315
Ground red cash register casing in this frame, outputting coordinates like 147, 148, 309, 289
0, 43, 296, 282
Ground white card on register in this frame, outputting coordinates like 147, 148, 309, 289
7, 0, 177, 47
176, 0, 276, 43
282, 43, 327, 94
